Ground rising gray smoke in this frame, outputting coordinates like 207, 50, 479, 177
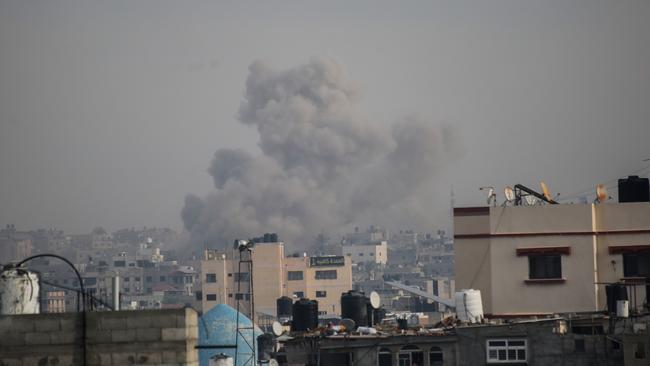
182, 58, 459, 250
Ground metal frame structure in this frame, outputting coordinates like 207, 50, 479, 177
234, 246, 256, 366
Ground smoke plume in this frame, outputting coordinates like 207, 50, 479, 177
182, 58, 458, 250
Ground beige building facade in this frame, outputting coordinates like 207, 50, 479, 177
201, 241, 352, 317
454, 202, 650, 316
341, 241, 388, 265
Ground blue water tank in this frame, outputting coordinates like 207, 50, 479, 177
198, 304, 262, 366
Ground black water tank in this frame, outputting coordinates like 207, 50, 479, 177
257, 333, 275, 361
292, 298, 318, 331
270, 233, 278, 242
618, 176, 650, 203
373, 307, 386, 324
605, 284, 628, 314
397, 318, 408, 330
341, 290, 368, 328
277, 296, 293, 318
366, 303, 374, 326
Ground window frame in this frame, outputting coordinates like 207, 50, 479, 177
287, 271, 304, 281
315, 269, 338, 280
528, 254, 562, 280
486, 338, 527, 364
205, 273, 217, 283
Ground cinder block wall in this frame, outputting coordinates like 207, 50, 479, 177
0, 308, 198, 366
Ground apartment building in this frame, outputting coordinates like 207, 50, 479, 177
341, 241, 388, 265
201, 241, 352, 317
454, 202, 650, 316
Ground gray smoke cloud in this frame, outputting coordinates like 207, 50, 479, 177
182, 58, 459, 250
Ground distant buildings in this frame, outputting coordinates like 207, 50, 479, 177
341, 241, 388, 265
0, 224, 32, 262
201, 238, 353, 317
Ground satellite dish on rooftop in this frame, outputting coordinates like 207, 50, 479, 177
596, 184, 608, 203
369, 291, 381, 309
272, 321, 284, 336
504, 186, 515, 203
340, 318, 356, 331
540, 181, 552, 201
524, 195, 537, 206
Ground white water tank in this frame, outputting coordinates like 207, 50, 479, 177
0, 268, 40, 315
617, 300, 629, 318
455, 289, 483, 324
209, 354, 233, 366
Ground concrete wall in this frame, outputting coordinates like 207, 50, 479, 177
0, 308, 198, 366
457, 321, 623, 366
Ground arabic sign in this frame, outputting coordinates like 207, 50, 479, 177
309, 256, 345, 267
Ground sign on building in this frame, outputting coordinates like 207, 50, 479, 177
309, 256, 345, 267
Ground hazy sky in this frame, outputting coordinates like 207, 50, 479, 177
1, 0, 649, 235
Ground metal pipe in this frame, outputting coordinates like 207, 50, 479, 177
112, 275, 120, 311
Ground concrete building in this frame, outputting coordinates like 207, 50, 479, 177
0, 225, 33, 263
201, 241, 352, 317
454, 202, 650, 316
341, 241, 388, 265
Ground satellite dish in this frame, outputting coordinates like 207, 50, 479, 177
269, 359, 279, 366
369, 291, 381, 309
596, 184, 608, 203
340, 318, 356, 331
272, 321, 284, 336
540, 181, 552, 201
504, 186, 515, 202
524, 195, 537, 206
147, 237, 153, 244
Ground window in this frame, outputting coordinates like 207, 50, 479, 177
124, 287, 130, 293
124, 277, 130, 282
378, 348, 392, 366
195, 291, 202, 300
288, 271, 304, 281
294, 291, 304, 298
529, 255, 562, 279
316, 291, 327, 298
486, 339, 527, 363
146, 276, 152, 283
234, 272, 249, 282
228, 293, 233, 298
114, 260, 126, 267
206, 273, 217, 283
623, 253, 650, 278
574, 339, 585, 352
315, 270, 337, 280
429, 346, 443, 366
135, 277, 141, 282
370, 253, 375, 256
206, 294, 217, 301
159, 276, 166, 282
398, 345, 423, 366
635, 342, 646, 359
358, 253, 364, 256
235, 293, 244, 300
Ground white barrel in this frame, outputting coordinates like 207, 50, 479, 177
209, 354, 233, 366
616, 300, 629, 318
454, 289, 483, 324
0, 268, 40, 315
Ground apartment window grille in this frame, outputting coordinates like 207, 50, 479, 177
315, 270, 337, 280
377, 348, 392, 366
206, 294, 217, 301
288, 271, 304, 281
316, 291, 327, 298
205, 273, 217, 283
234, 272, 249, 282
529, 255, 562, 279
398, 345, 423, 366
429, 346, 443, 366
623, 253, 650, 278
293, 291, 304, 298
486, 339, 527, 363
